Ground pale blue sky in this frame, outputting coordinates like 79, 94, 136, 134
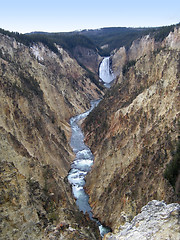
1, 0, 180, 33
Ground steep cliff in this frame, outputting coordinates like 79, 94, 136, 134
111, 34, 158, 77
112, 27, 180, 78
83, 27, 180, 231
73, 46, 102, 75
0, 33, 102, 239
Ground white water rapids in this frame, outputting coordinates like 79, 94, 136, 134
68, 100, 99, 218
67, 100, 110, 237
68, 57, 114, 237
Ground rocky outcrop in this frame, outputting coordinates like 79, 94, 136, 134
73, 46, 102, 74
111, 34, 158, 78
103, 200, 180, 240
0, 33, 102, 239
83, 28, 180, 231
164, 27, 180, 49
112, 27, 180, 78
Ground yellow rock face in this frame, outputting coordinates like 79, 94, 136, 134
83, 28, 180, 230
0, 33, 102, 239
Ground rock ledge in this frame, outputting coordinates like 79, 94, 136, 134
104, 200, 180, 240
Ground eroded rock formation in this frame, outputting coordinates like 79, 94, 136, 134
103, 200, 180, 240
73, 45, 103, 74
112, 27, 180, 78
0, 33, 102, 239
83, 27, 180, 231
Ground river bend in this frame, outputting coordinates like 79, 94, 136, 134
67, 100, 110, 237
68, 57, 114, 237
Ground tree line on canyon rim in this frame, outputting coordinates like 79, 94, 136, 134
1, 23, 179, 57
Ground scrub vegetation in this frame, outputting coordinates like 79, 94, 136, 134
164, 138, 180, 194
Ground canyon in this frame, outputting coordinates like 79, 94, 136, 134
0, 32, 103, 239
0, 25, 179, 240
83, 27, 180, 236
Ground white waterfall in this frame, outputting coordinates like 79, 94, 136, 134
99, 57, 115, 87
67, 58, 115, 238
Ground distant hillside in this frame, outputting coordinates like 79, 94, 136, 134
80, 27, 149, 55
27, 24, 180, 56
28, 32, 98, 54
79, 24, 180, 55
0, 28, 97, 55
1, 23, 179, 57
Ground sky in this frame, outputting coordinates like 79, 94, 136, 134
1, 0, 180, 33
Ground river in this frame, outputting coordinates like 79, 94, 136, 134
68, 57, 114, 237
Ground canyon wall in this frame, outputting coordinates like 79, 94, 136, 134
83, 28, 180, 231
0, 33, 102, 239
73, 45, 103, 74
112, 27, 180, 78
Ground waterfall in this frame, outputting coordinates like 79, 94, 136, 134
67, 56, 114, 238
99, 57, 115, 87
